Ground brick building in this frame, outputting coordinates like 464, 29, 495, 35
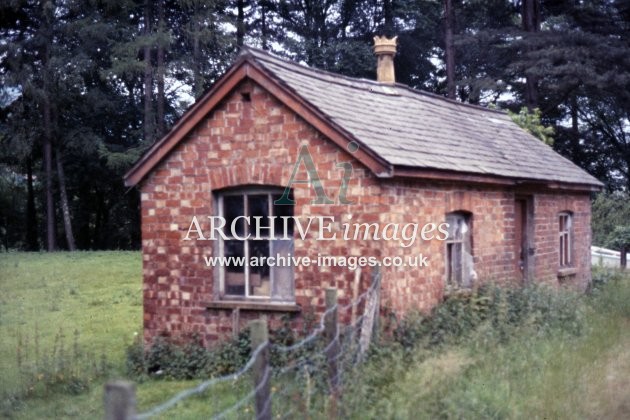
124, 38, 602, 345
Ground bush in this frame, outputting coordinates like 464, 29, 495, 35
126, 330, 252, 380
393, 283, 585, 351
591, 266, 626, 292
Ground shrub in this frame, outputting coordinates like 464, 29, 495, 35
126, 330, 252, 380
393, 283, 585, 351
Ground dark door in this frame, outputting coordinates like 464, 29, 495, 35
515, 198, 530, 283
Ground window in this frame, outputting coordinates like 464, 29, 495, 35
445, 212, 474, 289
217, 188, 294, 302
559, 212, 572, 267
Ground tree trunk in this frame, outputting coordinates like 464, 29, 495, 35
143, 0, 154, 143
621, 245, 627, 270
522, 0, 540, 110
55, 149, 76, 251
128, 190, 141, 250
570, 95, 581, 162
156, 0, 166, 138
260, 0, 268, 50
192, 10, 203, 99
93, 189, 104, 249
41, 2, 56, 252
444, 0, 456, 100
383, 0, 394, 37
43, 98, 56, 252
26, 157, 39, 251
237, 0, 246, 47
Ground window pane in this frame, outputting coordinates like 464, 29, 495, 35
446, 212, 473, 289
271, 239, 294, 301
248, 194, 269, 230
446, 214, 465, 241
451, 242, 463, 285
224, 240, 245, 296
224, 195, 244, 237
273, 193, 294, 236
446, 243, 453, 285
249, 240, 270, 297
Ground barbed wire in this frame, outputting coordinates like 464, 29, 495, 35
133, 269, 382, 419
212, 365, 271, 420
272, 273, 379, 355
134, 341, 269, 419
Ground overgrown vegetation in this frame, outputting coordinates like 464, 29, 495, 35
11, 328, 110, 405
341, 270, 630, 419
1, 252, 629, 419
125, 314, 318, 381
125, 331, 253, 381
391, 282, 584, 352
0, 251, 141, 417
592, 191, 630, 248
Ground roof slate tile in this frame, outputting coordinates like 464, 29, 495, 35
244, 48, 602, 187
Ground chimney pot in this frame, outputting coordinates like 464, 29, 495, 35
373, 35, 397, 84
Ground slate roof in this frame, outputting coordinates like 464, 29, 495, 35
242, 47, 602, 188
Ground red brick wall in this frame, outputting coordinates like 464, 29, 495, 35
376, 183, 519, 316
139, 79, 593, 346
532, 193, 592, 289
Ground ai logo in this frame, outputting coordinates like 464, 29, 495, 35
274, 142, 359, 205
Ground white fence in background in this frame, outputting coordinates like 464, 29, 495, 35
592, 246, 629, 268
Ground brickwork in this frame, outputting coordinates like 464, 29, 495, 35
139, 79, 593, 346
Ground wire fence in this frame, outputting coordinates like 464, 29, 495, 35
104, 267, 381, 420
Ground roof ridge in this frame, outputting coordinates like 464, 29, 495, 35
239, 45, 506, 116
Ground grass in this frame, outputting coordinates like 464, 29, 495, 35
0, 251, 142, 416
343, 271, 630, 419
0, 251, 629, 419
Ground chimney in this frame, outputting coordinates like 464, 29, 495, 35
373, 35, 397, 84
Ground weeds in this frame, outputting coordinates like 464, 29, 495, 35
343, 270, 630, 419
2, 325, 111, 414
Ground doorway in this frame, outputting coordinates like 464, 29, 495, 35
514, 196, 533, 283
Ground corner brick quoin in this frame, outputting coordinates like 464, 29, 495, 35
138, 80, 593, 347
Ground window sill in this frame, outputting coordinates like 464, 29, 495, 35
444, 285, 473, 297
557, 267, 578, 278
206, 301, 301, 312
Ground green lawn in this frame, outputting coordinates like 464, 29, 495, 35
1, 252, 629, 419
0, 252, 142, 417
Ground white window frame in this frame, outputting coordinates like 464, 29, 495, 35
559, 212, 572, 267
216, 188, 294, 302
445, 211, 473, 290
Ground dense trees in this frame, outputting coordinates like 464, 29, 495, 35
0, 0, 628, 251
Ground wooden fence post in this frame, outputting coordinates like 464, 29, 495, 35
250, 319, 271, 420
104, 381, 136, 420
358, 266, 381, 361
325, 288, 340, 401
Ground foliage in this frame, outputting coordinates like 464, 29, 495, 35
607, 225, 630, 250
592, 192, 630, 248
344, 269, 630, 419
126, 331, 250, 381
591, 266, 627, 293
1, 252, 629, 418
392, 282, 584, 352
508, 107, 555, 145
2, 326, 111, 415
1, 1, 629, 250
126, 312, 315, 383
